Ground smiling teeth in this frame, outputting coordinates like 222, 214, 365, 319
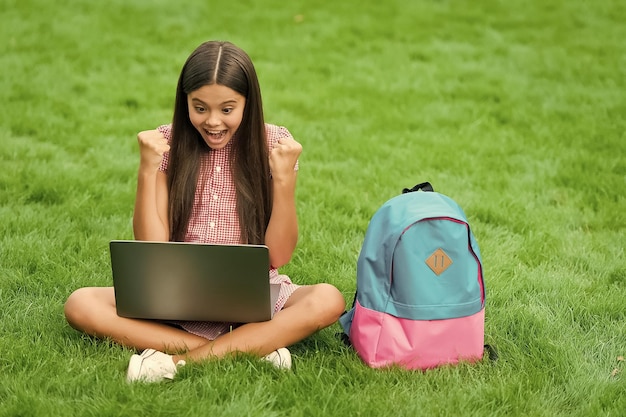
205, 129, 226, 138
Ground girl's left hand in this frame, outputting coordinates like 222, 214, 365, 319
269, 136, 302, 181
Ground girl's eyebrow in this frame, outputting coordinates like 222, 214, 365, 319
190, 97, 239, 105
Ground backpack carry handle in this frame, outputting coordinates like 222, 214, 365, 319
402, 182, 434, 194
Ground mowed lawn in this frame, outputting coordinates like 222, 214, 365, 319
1, 0, 625, 416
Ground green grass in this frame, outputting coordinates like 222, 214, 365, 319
1, 0, 625, 415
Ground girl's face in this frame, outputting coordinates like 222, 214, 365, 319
187, 84, 246, 150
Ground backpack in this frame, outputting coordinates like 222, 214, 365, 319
339, 182, 486, 370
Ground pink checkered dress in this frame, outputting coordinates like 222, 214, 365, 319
157, 123, 301, 340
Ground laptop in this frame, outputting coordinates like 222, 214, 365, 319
109, 240, 280, 323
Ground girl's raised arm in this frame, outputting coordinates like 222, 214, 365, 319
132, 130, 170, 241
264, 135, 302, 268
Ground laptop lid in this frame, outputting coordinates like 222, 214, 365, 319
110, 240, 277, 323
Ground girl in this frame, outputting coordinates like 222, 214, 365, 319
64, 41, 346, 383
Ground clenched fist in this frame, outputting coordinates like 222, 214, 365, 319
137, 130, 170, 172
269, 136, 302, 182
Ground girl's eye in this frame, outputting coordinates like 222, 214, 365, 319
223, 108, 232, 114
195, 107, 206, 113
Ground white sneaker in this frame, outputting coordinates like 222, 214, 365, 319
126, 349, 186, 383
263, 348, 292, 369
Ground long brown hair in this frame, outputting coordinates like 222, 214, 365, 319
167, 41, 271, 244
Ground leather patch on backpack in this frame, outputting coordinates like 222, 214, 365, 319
426, 248, 452, 276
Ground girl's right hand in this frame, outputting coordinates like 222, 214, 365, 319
137, 130, 170, 171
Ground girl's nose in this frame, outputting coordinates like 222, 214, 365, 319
205, 113, 220, 127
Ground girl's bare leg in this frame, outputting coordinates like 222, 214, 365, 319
173, 283, 346, 363
64, 287, 208, 353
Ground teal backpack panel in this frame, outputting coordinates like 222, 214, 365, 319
388, 218, 483, 319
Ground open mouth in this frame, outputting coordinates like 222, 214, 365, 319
204, 129, 227, 141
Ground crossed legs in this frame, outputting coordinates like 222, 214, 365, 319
64, 283, 346, 363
